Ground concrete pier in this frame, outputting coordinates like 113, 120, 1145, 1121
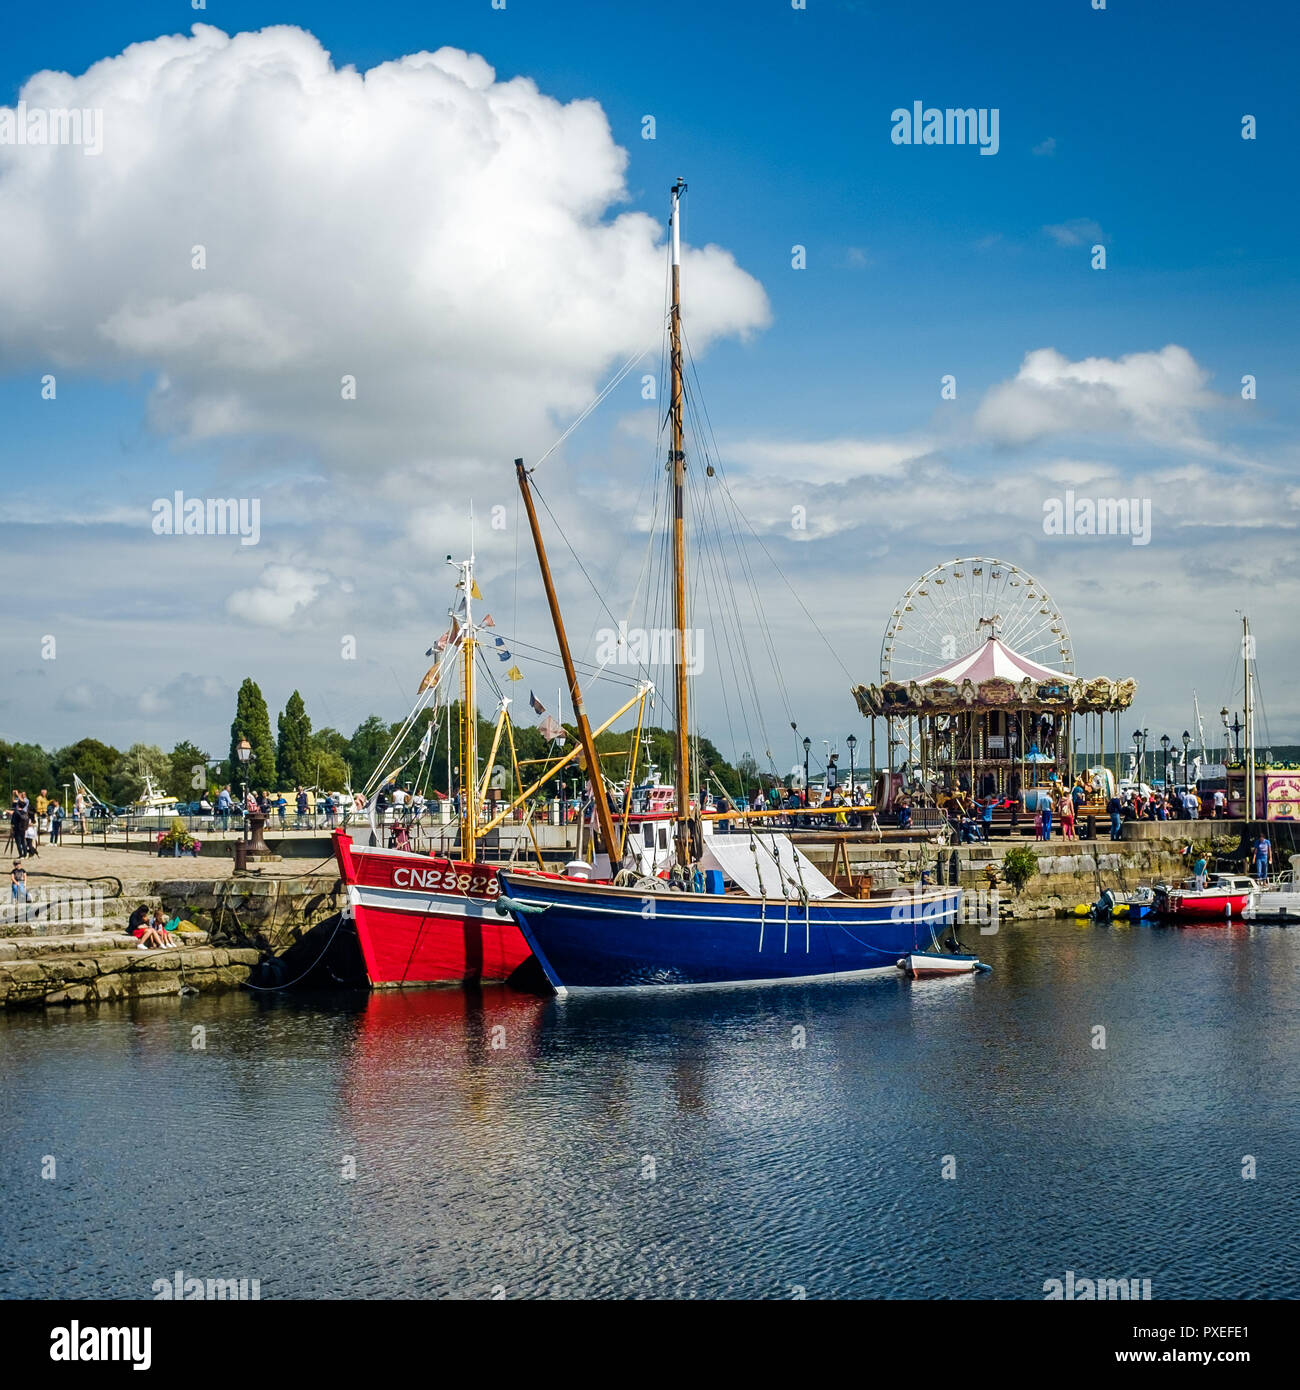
0, 931, 261, 1009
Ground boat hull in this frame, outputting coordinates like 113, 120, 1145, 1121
1244, 893, 1300, 922
497, 872, 962, 991
1153, 887, 1251, 921
900, 952, 983, 978
333, 832, 531, 987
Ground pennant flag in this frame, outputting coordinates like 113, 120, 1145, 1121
434, 629, 451, 653
539, 714, 564, 742
481, 613, 495, 628
470, 579, 483, 600
417, 721, 433, 757
417, 664, 440, 692
530, 691, 546, 715
494, 636, 512, 662
506, 666, 523, 682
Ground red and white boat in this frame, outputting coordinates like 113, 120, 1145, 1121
333, 831, 532, 987
1153, 876, 1254, 921
332, 544, 651, 988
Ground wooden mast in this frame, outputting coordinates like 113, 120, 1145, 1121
1244, 613, 1256, 820
669, 176, 692, 869
460, 553, 477, 863
515, 458, 621, 863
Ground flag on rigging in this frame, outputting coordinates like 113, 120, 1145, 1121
530, 691, 545, 715
481, 613, 495, 628
539, 714, 565, 744
494, 637, 512, 661
470, 579, 483, 600
505, 666, 523, 682
417, 722, 433, 758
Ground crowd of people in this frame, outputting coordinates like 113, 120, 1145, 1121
8, 789, 67, 858
883, 772, 1238, 844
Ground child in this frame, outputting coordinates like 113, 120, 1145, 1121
128, 903, 167, 950
11, 862, 28, 902
150, 907, 179, 947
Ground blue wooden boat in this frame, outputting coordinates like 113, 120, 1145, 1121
504, 180, 967, 995
496, 873, 962, 992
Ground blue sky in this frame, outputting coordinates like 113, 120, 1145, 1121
2, 0, 1298, 771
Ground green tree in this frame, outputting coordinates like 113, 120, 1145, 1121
0, 740, 55, 800
51, 738, 120, 803
312, 727, 351, 760
310, 749, 351, 790
166, 741, 211, 801
109, 743, 170, 804
276, 690, 314, 789
229, 678, 276, 790
347, 715, 392, 788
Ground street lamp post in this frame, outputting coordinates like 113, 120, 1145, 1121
1160, 734, 1170, 792
1132, 729, 1142, 784
235, 735, 271, 859
846, 733, 857, 794
1182, 730, 1191, 794
802, 736, 811, 810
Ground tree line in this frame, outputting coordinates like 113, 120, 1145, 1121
2, 677, 749, 806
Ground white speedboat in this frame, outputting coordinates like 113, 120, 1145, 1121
1244, 872, 1300, 922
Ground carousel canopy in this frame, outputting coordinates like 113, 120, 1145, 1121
852, 632, 1136, 718
915, 637, 1067, 686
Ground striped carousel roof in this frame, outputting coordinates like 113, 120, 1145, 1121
916, 636, 1069, 686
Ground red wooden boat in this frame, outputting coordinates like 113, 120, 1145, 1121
333, 831, 531, 987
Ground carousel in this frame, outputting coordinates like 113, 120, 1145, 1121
852, 559, 1137, 810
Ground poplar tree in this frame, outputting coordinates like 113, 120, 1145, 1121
276, 690, 314, 790
229, 678, 277, 789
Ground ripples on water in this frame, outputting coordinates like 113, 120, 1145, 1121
2, 920, 1298, 1299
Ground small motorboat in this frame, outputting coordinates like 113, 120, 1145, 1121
1243, 872, 1300, 922
898, 951, 990, 978
1076, 886, 1155, 922
1153, 876, 1253, 921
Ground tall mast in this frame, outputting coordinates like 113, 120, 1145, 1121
1244, 614, 1256, 820
458, 550, 478, 862
669, 176, 691, 868
461, 561, 479, 862
515, 459, 620, 862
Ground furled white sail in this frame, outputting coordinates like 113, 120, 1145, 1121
701, 833, 839, 901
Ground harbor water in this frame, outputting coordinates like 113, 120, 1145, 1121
3, 917, 1297, 1300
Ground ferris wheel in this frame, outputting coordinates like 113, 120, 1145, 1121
880, 557, 1074, 686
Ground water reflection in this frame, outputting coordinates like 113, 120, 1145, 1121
2, 919, 1298, 1299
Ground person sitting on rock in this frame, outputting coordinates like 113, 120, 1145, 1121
128, 903, 169, 950
150, 907, 179, 947
11, 861, 29, 902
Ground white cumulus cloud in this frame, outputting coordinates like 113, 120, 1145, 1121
226, 563, 328, 627
973, 345, 1221, 450
0, 24, 769, 466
